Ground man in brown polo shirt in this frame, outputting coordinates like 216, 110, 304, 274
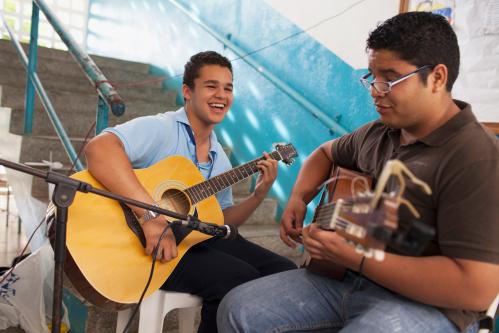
217, 12, 499, 333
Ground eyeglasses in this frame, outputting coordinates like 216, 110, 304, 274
360, 65, 433, 94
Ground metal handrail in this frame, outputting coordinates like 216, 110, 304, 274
0, 12, 84, 171
168, 0, 349, 136
1, 0, 129, 171
33, 0, 125, 119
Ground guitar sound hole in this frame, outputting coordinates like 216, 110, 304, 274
160, 189, 191, 216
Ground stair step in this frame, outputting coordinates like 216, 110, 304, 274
0, 56, 162, 88
0, 39, 150, 74
8, 101, 175, 137
231, 176, 252, 196
0, 66, 176, 103
2, 84, 176, 137
1, 85, 175, 115
233, 196, 277, 225
19, 135, 88, 167
238, 224, 303, 260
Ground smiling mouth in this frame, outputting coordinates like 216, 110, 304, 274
208, 103, 226, 111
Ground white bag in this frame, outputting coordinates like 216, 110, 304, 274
0, 242, 70, 333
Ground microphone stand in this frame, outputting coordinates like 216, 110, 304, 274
0, 158, 197, 333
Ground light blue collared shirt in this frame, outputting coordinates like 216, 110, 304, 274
104, 107, 233, 209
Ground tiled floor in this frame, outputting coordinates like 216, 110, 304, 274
0, 186, 27, 268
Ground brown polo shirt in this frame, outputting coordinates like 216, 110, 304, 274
332, 100, 499, 331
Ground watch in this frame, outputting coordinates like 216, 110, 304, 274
138, 205, 160, 225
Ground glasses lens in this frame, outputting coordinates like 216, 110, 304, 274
360, 78, 371, 90
373, 81, 390, 93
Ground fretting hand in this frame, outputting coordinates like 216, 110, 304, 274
253, 152, 278, 199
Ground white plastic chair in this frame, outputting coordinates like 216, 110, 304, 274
478, 293, 499, 333
116, 291, 202, 333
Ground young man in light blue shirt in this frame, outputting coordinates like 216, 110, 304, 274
84, 51, 296, 332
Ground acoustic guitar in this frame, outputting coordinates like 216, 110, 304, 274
304, 160, 432, 280
55, 144, 297, 310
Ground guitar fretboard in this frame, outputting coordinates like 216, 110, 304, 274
185, 150, 282, 204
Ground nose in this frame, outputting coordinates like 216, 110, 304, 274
369, 85, 386, 99
215, 87, 226, 99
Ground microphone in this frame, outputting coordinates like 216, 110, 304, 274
173, 218, 238, 240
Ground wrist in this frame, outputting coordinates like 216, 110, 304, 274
252, 187, 269, 200
137, 204, 160, 225
288, 195, 306, 206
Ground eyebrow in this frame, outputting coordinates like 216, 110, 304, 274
369, 68, 402, 77
203, 80, 233, 88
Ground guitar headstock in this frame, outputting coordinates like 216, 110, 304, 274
273, 143, 298, 165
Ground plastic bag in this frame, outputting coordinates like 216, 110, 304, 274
0, 242, 70, 333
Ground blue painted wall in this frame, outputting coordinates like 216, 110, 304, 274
86, 0, 377, 220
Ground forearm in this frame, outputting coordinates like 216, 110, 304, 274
290, 141, 335, 203
363, 253, 498, 311
223, 193, 263, 227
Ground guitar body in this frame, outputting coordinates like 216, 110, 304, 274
65, 156, 223, 309
305, 166, 372, 280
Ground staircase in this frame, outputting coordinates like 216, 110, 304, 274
0, 39, 300, 332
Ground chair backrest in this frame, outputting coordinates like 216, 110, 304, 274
478, 293, 499, 333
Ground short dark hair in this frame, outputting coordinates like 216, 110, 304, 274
366, 12, 460, 91
183, 51, 233, 89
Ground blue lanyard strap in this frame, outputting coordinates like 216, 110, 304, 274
184, 124, 214, 179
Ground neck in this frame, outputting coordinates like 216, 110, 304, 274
185, 105, 213, 144
401, 98, 459, 144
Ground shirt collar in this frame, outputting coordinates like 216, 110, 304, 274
174, 107, 218, 155
386, 100, 475, 147
418, 100, 476, 147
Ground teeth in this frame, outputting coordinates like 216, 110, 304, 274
209, 103, 224, 108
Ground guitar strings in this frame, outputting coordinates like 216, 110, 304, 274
148, 153, 277, 207
312, 174, 372, 228
138, 151, 285, 217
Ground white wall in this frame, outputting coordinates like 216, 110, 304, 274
452, 0, 499, 122
263, 0, 499, 122
263, 0, 399, 69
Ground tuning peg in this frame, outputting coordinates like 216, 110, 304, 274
355, 244, 366, 255
373, 250, 385, 261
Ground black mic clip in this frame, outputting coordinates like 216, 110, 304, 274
171, 215, 238, 241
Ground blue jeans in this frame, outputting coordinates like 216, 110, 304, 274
217, 269, 479, 333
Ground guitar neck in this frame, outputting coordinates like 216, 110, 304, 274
313, 200, 359, 232
185, 150, 282, 204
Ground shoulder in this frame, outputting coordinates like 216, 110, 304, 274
445, 121, 499, 169
332, 120, 389, 153
122, 111, 178, 137
337, 120, 388, 143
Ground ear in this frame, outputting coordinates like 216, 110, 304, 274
429, 64, 448, 93
182, 84, 192, 102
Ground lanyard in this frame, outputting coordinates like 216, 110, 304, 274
184, 124, 214, 179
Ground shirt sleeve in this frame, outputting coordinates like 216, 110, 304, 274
331, 122, 376, 171
103, 114, 176, 168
